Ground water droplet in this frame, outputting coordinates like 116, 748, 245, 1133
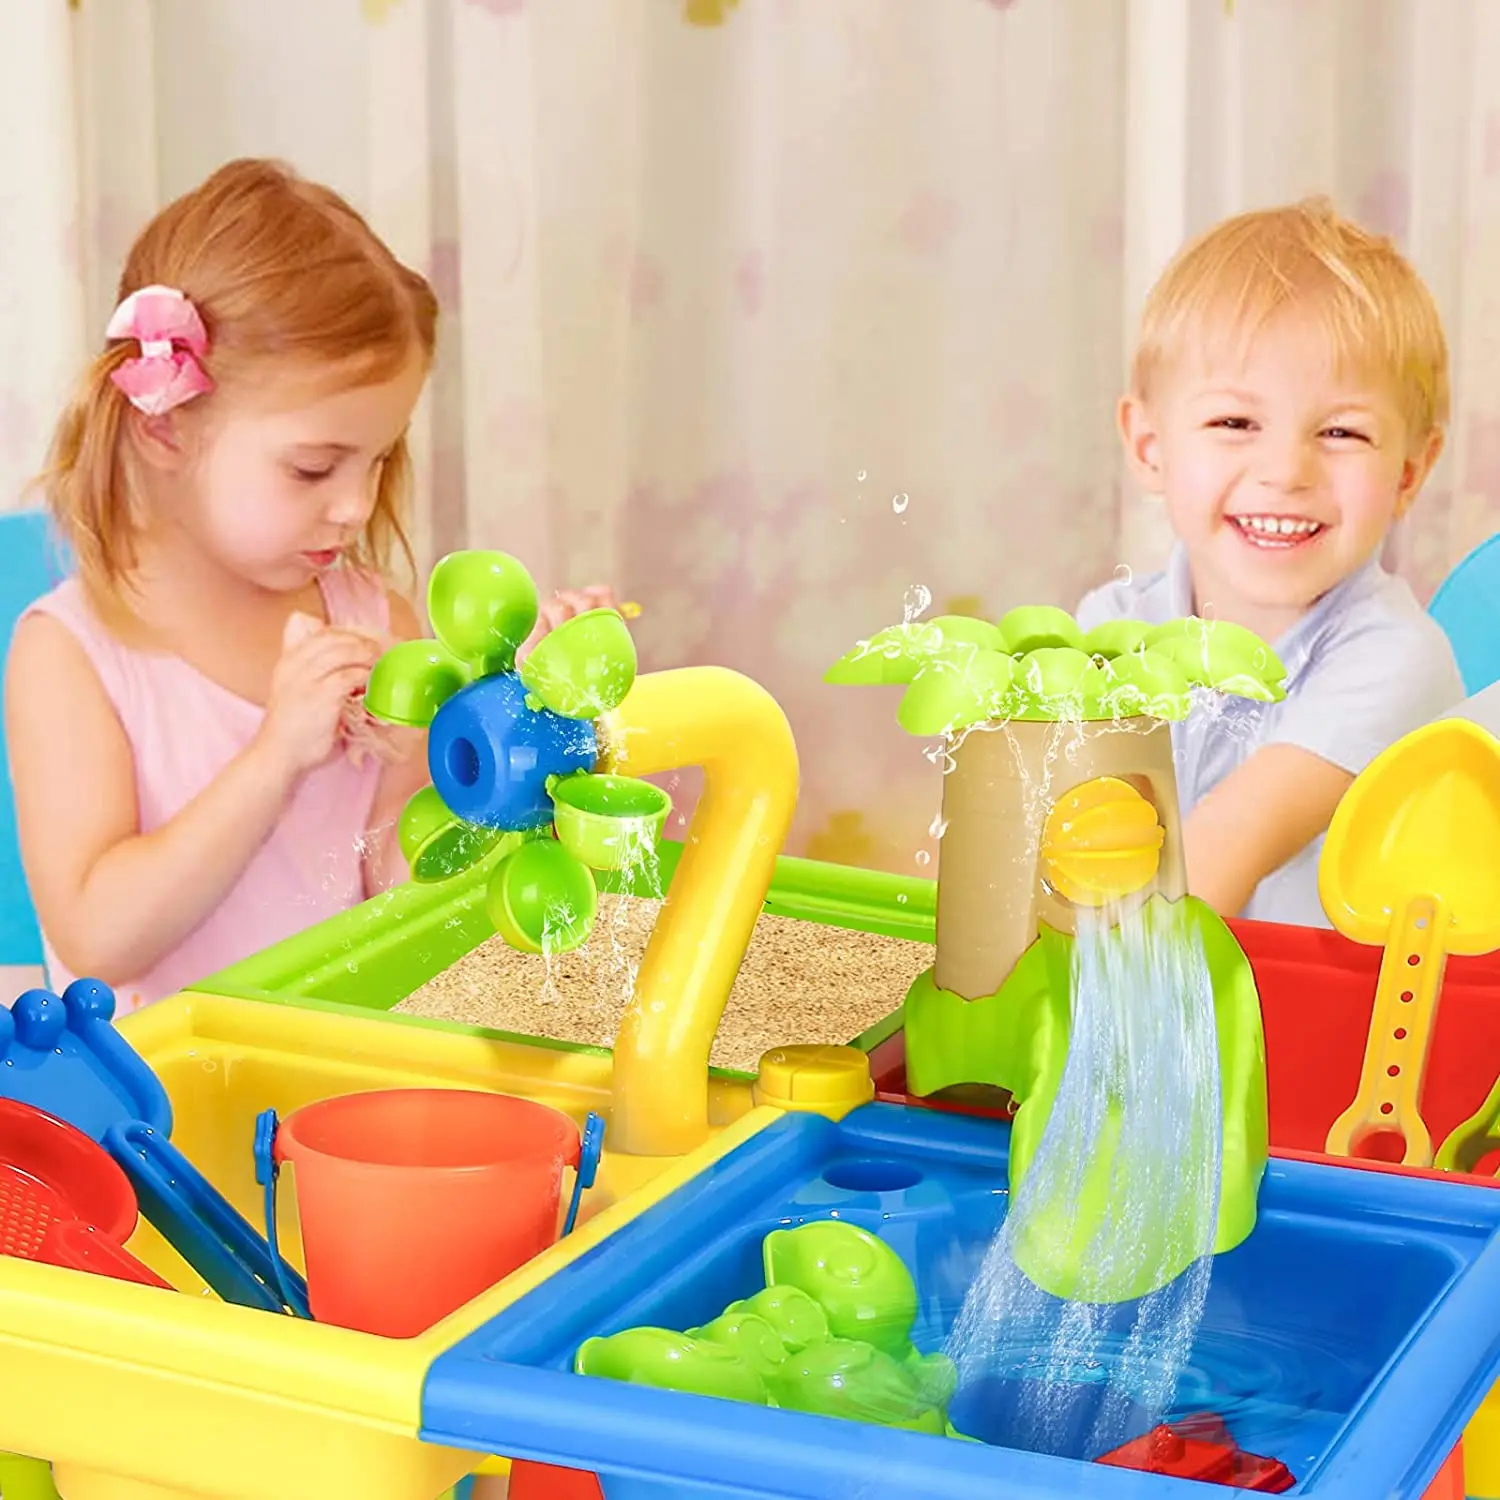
892, 492, 910, 515
1113, 562, 1133, 585
903, 583, 932, 622
915, 849, 931, 867
857, 468, 868, 482
929, 812, 948, 840
896, 892, 908, 904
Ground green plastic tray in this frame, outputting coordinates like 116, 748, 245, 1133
202, 840, 935, 1058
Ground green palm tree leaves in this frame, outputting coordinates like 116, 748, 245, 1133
826, 606, 1287, 736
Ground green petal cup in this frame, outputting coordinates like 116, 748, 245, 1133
549, 772, 671, 872
426, 549, 539, 677
519, 607, 638, 721
484, 837, 598, 955
365, 640, 469, 728
398, 786, 510, 884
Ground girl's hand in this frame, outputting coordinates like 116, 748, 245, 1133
254, 613, 384, 781
518, 584, 621, 662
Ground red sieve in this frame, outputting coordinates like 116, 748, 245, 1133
0, 1097, 170, 1289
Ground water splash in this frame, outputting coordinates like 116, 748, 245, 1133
943, 898, 1223, 1460
903, 584, 932, 623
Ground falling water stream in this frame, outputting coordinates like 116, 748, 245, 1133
943, 895, 1224, 1460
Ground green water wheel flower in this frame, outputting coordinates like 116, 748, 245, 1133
366, 550, 542, 729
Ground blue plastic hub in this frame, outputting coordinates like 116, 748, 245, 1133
428, 673, 597, 832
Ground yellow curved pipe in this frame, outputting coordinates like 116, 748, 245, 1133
599, 666, 799, 1156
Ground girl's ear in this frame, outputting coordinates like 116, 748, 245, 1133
1118, 394, 1166, 494
126, 410, 189, 473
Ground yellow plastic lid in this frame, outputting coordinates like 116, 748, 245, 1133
753, 1045, 875, 1118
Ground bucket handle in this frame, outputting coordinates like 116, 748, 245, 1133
251, 1106, 607, 1319
564, 1110, 606, 1236
252, 1109, 312, 1318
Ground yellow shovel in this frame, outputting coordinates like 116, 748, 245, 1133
1319, 718, 1500, 1166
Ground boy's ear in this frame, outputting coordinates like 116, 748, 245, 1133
126, 410, 189, 473
1118, 394, 1166, 494
1395, 426, 1444, 517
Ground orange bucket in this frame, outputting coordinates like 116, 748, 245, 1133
261, 1089, 602, 1338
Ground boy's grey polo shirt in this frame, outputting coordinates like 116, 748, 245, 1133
1446, 682, 1500, 736
1076, 544, 1465, 928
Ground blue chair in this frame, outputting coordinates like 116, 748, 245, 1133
0, 509, 70, 968
1430, 533, 1500, 695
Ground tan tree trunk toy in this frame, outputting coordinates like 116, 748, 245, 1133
826, 606, 1282, 1303
1319, 718, 1500, 1167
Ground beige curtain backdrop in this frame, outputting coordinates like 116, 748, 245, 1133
4, 0, 1497, 873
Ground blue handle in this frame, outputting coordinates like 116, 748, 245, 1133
562, 1110, 606, 1237
106, 1116, 307, 1316
252, 1109, 312, 1318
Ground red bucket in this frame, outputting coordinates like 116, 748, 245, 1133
272, 1089, 595, 1338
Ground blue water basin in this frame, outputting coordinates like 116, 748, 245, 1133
421, 1104, 1500, 1498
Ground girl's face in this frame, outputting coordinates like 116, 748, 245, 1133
173, 353, 427, 593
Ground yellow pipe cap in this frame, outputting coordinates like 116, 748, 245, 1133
753, 1046, 875, 1118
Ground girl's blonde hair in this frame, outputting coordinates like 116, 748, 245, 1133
45, 158, 438, 604
1132, 197, 1450, 437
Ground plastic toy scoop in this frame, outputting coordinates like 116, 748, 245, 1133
0, 1097, 170, 1289
1319, 719, 1500, 1166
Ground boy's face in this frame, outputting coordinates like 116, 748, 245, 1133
1119, 311, 1442, 631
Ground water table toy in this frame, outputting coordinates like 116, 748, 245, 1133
1320, 717, 1500, 1165
824, 605, 1283, 1302
1, 570, 1496, 1499
420, 1101, 1500, 1499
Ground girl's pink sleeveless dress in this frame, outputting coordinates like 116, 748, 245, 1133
23, 568, 389, 1016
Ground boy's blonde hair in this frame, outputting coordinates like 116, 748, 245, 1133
1131, 197, 1449, 437
43, 158, 439, 606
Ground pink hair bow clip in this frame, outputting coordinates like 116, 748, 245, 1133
106, 284, 215, 415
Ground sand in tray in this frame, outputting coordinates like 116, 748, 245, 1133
396, 893, 932, 1073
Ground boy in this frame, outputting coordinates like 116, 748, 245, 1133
1078, 199, 1464, 927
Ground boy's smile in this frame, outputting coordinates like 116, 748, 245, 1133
1119, 310, 1443, 640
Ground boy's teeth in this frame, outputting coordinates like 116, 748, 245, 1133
1236, 515, 1321, 536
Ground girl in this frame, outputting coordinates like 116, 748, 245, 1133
6, 158, 609, 1017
